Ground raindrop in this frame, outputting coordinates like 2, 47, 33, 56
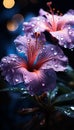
60, 37, 64, 41
70, 106, 74, 111
54, 64, 58, 68
27, 39, 31, 42
59, 55, 63, 58
25, 78, 29, 84
69, 30, 72, 35
51, 47, 54, 51
64, 110, 70, 115
15, 79, 19, 82
56, 35, 59, 39
21, 88, 24, 90
11, 58, 16, 61
2, 58, 7, 62
7, 60, 11, 63
42, 83, 45, 86
64, 44, 67, 48
32, 24, 35, 27
68, 26, 71, 30
54, 52, 57, 56
65, 94, 68, 97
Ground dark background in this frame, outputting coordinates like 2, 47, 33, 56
0, 0, 74, 130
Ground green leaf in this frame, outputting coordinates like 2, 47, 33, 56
50, 87, 58, 100
55, 106, 74, 118
57, 83, 72, 94
0, 87, 26, 92
54, 92, 74, 106
66, 66, 74, 80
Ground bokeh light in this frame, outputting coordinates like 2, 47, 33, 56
6, 14, 24, 32
12, 14, 24, 24
7, 20, 18, 31
3, 0, 15, 9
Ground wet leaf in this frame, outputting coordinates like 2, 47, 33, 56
55, 106, 74, 118
50, 87, 58, 100
57, 83, 72, 94
54, 92, 74, 106
66, 66, 74, 80
0, 87, 27, 93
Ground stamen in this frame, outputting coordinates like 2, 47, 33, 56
26, 35, 43, 68
34, 32, 40, 39
47, 1, 56, 31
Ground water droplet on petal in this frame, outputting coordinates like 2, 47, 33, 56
64, 44, 67, 48
42, 83, 45, 86
15, 79, 19, 82
69, 30, 72, 35
2, 58, 7, 62
27, 39, 30, 42
51, 47, 54, 51
8, 60, 11, 63
21, 88, 24, 90
54, 64, 58, 68
61, 37, 64, 41
25, 77, 30, 84
12, 58, 16, 61
68, 26, 71, 30
59, 55, 63, 58
54, 52, 57, 56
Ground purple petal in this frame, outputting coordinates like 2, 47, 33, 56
50, 26, 74, 49
39, 9, 74, 49
39, 9, 61, 25
36, 44, 68, 71
23, 16, 50, 33
0, 54, 56, 95
24, 69, 56, 95
59, 9, 74, 25
14, 33, 46, 54
0, 54, 27, 85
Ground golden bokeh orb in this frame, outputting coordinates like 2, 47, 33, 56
7, 21, 18, 31
3, 0, 15, 9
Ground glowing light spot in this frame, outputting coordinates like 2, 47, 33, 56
3, 0, 15, 9
7, 14, 24, 32
7, 21, 18, 31
12, 14, 24, 24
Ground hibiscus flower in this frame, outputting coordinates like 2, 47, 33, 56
23, 2, 74, 49
0, 34, 68, 95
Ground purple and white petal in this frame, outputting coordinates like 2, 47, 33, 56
0, 54, 27, 85
36, 44, 68, 71
50, 27, 74, 49
23, 16, 50, 33
22, 69, 56, 95
14, 33, 46, 55
39, 9, 61, 26
59, 9, 74, 26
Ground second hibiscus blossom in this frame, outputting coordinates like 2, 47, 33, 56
23, 2, 74, 49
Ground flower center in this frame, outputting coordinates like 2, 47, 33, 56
26, 33, 43, 72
